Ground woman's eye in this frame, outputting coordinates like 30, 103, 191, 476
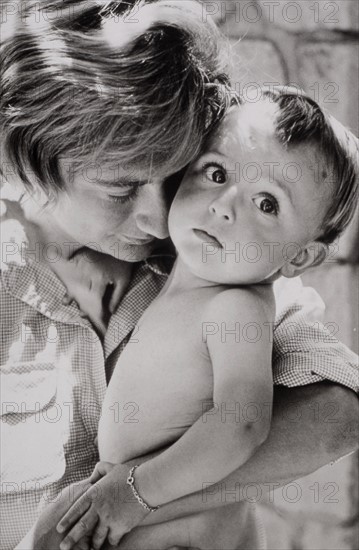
107, 187, 139, 204
253, 195, 279, 215
203, 164, 227, 184
108, 194, 134, 204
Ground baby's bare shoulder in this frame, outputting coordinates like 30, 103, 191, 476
203, 285, 275, 323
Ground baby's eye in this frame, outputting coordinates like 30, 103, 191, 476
203, 163, 227, 184
253, 194, 279, 216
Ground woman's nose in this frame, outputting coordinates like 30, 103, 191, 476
135, 183, 170, 240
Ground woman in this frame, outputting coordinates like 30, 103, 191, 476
1, 1, 358, 549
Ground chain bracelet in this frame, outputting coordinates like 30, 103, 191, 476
127, 465, 160, 513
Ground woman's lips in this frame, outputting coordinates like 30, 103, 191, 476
193, 229, 222, 248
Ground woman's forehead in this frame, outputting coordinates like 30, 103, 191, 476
60, 157, 176, 186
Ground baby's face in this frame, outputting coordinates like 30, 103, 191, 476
169, 101, 329, 285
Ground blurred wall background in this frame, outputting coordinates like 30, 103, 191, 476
201, 1, 358, 548
1, 0, 357, 548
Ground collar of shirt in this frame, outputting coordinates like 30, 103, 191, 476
103, 251, 174, 358
1, 202, 174, 359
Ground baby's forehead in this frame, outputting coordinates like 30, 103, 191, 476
208, 101, 279, 152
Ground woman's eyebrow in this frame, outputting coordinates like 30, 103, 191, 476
97, 178, 149, 188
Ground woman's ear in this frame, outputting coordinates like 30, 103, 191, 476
280, 241, 328, 278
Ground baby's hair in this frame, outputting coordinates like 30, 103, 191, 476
240, 86, 358, 245
1, 0, 231, 195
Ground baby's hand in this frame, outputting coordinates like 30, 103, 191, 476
52, 249, 133, 335
57, 462, 150, 550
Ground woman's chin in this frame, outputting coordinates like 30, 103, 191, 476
104, 241, 155, 262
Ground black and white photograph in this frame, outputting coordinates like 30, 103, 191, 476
1, 1, 358, 549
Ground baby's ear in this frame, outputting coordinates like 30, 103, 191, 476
280, 241, 328, 278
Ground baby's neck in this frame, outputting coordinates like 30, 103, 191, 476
161, 257, 222, 295
161, 256, 276, 298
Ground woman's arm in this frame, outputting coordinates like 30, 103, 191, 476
141, 382, 359, 524
21, 382, 358, 550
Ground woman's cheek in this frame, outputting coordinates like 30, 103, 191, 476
98, 197, 132, 222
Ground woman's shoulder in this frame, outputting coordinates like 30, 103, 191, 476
1, 198, 33, 269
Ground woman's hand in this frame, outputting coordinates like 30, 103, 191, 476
56, 462, 150, 550
52, 249, 133, 335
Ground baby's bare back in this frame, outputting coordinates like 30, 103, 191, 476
98, 288, 220, 464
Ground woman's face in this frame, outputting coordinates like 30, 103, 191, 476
50, 159, 173, 261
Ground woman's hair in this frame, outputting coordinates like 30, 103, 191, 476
1, 0, 231, 194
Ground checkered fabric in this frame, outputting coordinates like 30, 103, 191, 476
273, 277, 359, 391
1, 220, 358, 549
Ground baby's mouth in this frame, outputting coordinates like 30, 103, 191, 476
193, 229, 223, 248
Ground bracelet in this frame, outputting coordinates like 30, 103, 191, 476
127, 465, 160, 513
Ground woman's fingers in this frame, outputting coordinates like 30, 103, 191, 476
57, 491, 92, 534
92, 524, 109, 550
72, 536, 93, 550
115, 523, 188, 550
59, 508, 98, 550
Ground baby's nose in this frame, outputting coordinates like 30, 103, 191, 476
209, 201, 234, 223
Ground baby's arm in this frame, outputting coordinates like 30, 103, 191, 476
135, 287, 274, 505
136, 288, 274, 505
57, 288, 274, 549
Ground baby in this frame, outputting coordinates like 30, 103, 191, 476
57, 87, 359, 550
